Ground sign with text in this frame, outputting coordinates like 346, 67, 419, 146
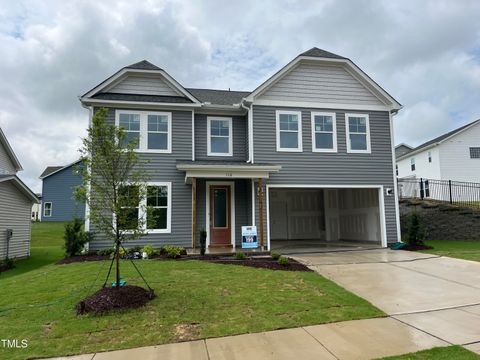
241, 226, 258, 249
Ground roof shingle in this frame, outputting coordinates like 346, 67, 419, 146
186, 88, 251, 106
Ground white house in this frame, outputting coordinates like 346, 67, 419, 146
396, 119, 480, 183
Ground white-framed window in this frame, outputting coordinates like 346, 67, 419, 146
116, 110, 172, 153
428, 151, 432, 163
43, 202, 52, 217
311, 112, 337, 152
117, 182, 172, 233
411, 158, 416, 171
207, 117, 233, 156
345, 113, 371, 153
276, 110, 303, 152
470, 147, 480, 159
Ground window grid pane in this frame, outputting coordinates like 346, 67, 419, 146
348, 116, 368, 151
470, 147, 480, 159
147, 186, 168, 230
279, 113, 299, 149
210, 119, 230, 154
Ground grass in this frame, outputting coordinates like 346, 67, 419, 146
420, 240, 480, 262
377, 346, 479, 359
0, 223, 384, 360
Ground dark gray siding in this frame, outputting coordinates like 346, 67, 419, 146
89, 107, 193, 250
194, 114, 247, 161
41, 165, 85, 222
252, 105, 398, 244
0, 181, 31, 259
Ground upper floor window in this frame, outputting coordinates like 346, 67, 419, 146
428, 151, 432, 163
207, 117, 232, 156
116, 111, 172, 153
276, 110, 302, 152
411, 158, 416, 171
470, 147, 480, 159
43, 202, 52, 217
311, 112, 337, 152
346, 114, 370, 153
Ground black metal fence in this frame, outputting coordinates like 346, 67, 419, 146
397, 177, 480, 209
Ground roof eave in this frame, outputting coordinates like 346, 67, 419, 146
0, 128, 23, 171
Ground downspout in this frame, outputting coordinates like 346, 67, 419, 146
192, 109, 195, 161
240, 100, 254, 163
389, 110, 402, 243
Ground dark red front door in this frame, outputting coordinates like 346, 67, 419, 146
210, 185, 231, 246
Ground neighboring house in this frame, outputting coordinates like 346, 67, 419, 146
395, 143, 413, 159
396, 119, 480, 182
31, 193, 42, 221
39, 160, 85, 222
79, 47, 402, 251
0, 128, 38, 260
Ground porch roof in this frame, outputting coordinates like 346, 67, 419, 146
176, 160, 281, 183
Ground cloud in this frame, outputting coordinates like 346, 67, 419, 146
1, 0, 480, 192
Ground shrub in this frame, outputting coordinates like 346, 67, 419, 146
97, 248, 114, 256
271, 252, 281, 260
64, 218, 88, 257
200, 229, 207, 256
162, 245, 183, 259
278, 256, 289, 266
142, 245, 159, 257
406, 211, 427, 246
119, 247, 127, 258
235, 251, 246, 260
129, 246, 143, 254
0, 257, 15, 271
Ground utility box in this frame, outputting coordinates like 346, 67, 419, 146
6, 229, 13, 239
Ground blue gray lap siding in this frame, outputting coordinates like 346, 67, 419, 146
252, 105, 398, 244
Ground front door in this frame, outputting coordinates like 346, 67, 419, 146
209, 185, 231, 246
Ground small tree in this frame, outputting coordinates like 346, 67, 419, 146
406, 211, 426, 246
64, 218, 88, 257
76, 108, 149, 288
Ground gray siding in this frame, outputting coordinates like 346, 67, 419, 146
0, 181, 31, 259
258, 63, 384, 106
0, 141, 16, 174
89, 107, 193, 250
42, 165, 85, 222
194, 114, 247, 161
252, 105, 398, 243
106, 74, 182, 96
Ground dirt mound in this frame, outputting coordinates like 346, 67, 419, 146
76, 285, 155, 315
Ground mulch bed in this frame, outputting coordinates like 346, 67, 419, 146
402, 244, 434, 251
57, 254, 109, 264
197, 256, 313, 272
76, 285, 155, 315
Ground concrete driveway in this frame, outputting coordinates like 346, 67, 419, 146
294, 249, 480, 349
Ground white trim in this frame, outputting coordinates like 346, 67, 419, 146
0, 128, 23, 171
205, 181, 235, 248
276, 110, 303, 152
145, 182, 172, 234
43, 202, 52, 217
265, 184, 388, 249
115, 110, 172, 154
311, 111, 337, 153
345, 113, 371, 154
191, 110, 195, 161
207, 117, 233, 157
80, 97, 202, 109
251, 179, 256, 226
253, 99, 394, 112
389, 112, 402, 242
248, 104, 254, 163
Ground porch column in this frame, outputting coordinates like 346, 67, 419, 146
258, 178, 264, 250
192, 177, 197, 249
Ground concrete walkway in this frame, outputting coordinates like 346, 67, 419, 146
45, 249, 480, 360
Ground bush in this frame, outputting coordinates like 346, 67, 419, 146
0, 257, 15, 271
271, 252, 281, 260
200, 229, 207, 256
278, 256, 289, 266
142, 245, 159, 257
64, 218, 89, 257
161, 245, 183, 259
406, 211, 427, 246
119, 247, 127, 258
97, 248, 114, 256
235, 251, 246, 260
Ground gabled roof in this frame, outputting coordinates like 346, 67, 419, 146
40, 159, 82, 180
0, 127, 22, 172
186, 88, 251, 106
0, 175, 39, 203
125, 60, 162, 71
299, 47, 347, 60
397, 119, 480, 160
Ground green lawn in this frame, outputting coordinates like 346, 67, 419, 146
0, 223, 384, 360
378, 346, 479, 359
420, 240, 480, 262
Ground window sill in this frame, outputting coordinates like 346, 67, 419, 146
135, 149, 172, 154
207, 153, 233, 157
346, 150, 371, 154
276, 148, 303, 152
312, 148, 338, 153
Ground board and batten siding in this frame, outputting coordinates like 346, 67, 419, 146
0, 181, 31, 259
42, 165, 85, 222
105, 74, 182, 97
88, 107, 193, 250
257, 62, 385, 106
194, 114, 248, 161
252, 105, 398, 244
0, 142, 16, 174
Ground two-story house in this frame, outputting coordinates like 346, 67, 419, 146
39, 160, 85, 222
79, 48, 402, 252
0, 127, 38, 260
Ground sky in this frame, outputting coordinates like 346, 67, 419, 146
1, 0, 480, 192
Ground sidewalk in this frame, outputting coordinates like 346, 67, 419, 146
46, 316, 448, 360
